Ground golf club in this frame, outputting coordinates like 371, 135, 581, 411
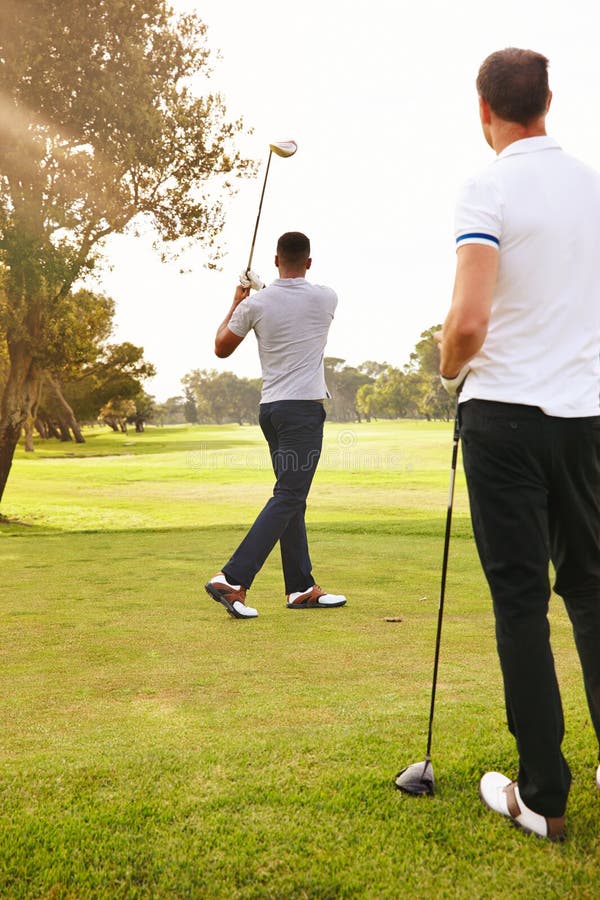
245, 141, 298, 276
395, 400, 461, 796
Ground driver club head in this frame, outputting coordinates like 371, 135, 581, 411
269, 140, 298, 158
394, 760, 435, 796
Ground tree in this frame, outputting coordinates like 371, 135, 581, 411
127, 390, 156, 433
407, 325, 455, 420
182, 386, 199, 424
0, 0, 252, 502
355, 382, 377, 421
181, 369, 260, 425
324, 358, 372, 422
31, 288, 116, 444
154, 395, 185, 426
370, 365, 420, 419
100, 397, 136, 434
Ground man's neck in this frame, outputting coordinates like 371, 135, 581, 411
491, 119, 547, 155
277, 268, 307, 279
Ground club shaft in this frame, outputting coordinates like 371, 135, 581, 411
425, 405, 460, 759
246, 150, 273, 273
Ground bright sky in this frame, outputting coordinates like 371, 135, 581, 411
100, 0, 600, 401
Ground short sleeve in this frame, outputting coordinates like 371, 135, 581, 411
454, 175, 502, 251
228, 299, 254, 337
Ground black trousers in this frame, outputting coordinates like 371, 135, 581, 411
460, 399, 600, 817
223, 400, 325, 594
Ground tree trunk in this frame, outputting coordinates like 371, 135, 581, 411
24, 418, 35, 452
0, 344, 40, 503
44, 373, 86, 443
58, 420, 72, 441
34, 417, 48, 439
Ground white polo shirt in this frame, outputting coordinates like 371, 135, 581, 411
455, 136, 600, 417
228, 277, 337, 403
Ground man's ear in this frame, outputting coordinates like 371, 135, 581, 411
546, 90, 553, 112
274, 254, 279, 267
305, 257, 312, 270
479, 95, 492, 125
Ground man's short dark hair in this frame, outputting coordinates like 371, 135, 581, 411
277, 231, 310, 266
476, 48, 550, 126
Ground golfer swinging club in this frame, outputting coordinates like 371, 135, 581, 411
437, 48, 600, 841
205, 231, 347, 619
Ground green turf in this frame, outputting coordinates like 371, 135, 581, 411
0, 422, 598, 898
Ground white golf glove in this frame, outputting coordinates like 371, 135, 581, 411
239, 269, 265, 291
440, 364, 471, 397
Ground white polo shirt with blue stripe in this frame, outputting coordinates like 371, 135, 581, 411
455, 135, 600, 417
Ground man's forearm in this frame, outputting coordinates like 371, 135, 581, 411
439, 315, 487, 377
214, 284, 249, 358
216, 302, 239, 344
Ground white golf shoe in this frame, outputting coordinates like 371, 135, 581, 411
479, 772, 565, 842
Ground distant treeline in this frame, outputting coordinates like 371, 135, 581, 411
175, 326, 455, 426
2, 322, 453, 452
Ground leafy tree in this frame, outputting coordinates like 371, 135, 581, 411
154, 396, 186, 426
127, 391, 156, 433
30, 337, 154, 444
182, 387, 199, 424
355, 382, 377, 421
357, 360, 389, 379
70, 341, 156, 421
324, 358, 372, 422
182, 369, 260, 425
407, 325, 454, 420
0, 0, 252, 502
31, 288, 116, 443
100, 397, 136, 434
371, 365, 419, 419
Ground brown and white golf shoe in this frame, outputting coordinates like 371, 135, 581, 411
286, 584, 347, 609
205, 573, 258, 619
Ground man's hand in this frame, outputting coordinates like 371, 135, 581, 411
233, 284, 250, 305
434, 331, 471, 395
239, 269, 265, 291
440, 364, 471, 396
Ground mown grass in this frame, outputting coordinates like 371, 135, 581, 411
0, 422, 599, 898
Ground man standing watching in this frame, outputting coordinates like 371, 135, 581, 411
437, 48, 600, 841
205, 231, 347, 619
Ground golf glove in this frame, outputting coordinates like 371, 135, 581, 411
440, 364, 470, 397
239, 269, 265, 291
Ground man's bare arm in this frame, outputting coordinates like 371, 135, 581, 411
436, 244, 499, 377
214, 285, 249, 358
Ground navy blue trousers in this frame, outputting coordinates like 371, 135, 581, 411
460, 400, 600, 817
223, 400, 325, 594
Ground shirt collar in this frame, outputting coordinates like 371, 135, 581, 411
497, 135, 561, 160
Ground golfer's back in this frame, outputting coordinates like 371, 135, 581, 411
229, 276, 337, 403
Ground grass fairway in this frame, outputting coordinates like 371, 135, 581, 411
0, 421, 598, 898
